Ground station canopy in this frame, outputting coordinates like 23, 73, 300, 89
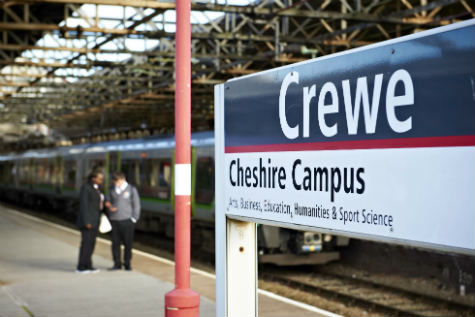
0, 0, 473, 149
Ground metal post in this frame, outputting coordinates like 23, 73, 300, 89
164, 0, 200, 316
214, 84, 227, 317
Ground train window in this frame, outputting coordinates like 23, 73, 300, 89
12, 163, 17, 186
4, 163, 12, 184
19, 160, 35, 186
161, 161, 171, 187
88, 159, 105, 175
121, 159, 140, 186
134, 160, 140, 186
0, 163, 5, 184
2, 162, 14, 185
37, 160, 45, 185
5, 163, 13, 184
8, 163, 14, 184
195, 157, 214, 205
53, 157, 61, 188
38, 158, 58, 187
6, 163, 12, 184
63, 160, 76, 190
139, 159, 171, 200
0, 163, 6, 184
18, 163, 25, 185
36, 159, 49, 185
109, 152, 120, 181
81, 159, 106, 186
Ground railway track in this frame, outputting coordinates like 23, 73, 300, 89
261, 269, 475, 317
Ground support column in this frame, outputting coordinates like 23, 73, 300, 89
164, 0, 200, 315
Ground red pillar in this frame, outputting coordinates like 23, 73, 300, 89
164, 0, 200, 316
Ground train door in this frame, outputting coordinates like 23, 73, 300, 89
109, 151, 121, 175
54, 156, 63, 194
19, 159, 34, 190
108, 151, 121, 192
85, 155, 107, 190
12, 160, 18, 188
63, 156, 77, 195
138, 156, 172, 202
193, 147, 215, 221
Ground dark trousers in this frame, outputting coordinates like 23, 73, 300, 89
110, 219, 135, 267
77, 228, 98, 270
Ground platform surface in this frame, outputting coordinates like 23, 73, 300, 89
0, 205, 335, 317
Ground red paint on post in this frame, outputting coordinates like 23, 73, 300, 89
165, 0, 200, 315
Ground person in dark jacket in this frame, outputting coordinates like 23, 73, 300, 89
105, 171, 140, 271
76, 171, 104, 274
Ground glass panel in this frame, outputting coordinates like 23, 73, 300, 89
20, 160, 35, 187
63, 160, 76, 190
134, 160, 140, 186
87, 159, 106, 178
161, 162, 171, 187
121, 159, 140, 186
37, 159, 55, 186
137, 158, 171, 200
0, 163, 6, 184
109, 152, 119, 181
195, 157, 214, 205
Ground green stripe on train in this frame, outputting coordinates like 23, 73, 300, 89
141, 196, 171, 204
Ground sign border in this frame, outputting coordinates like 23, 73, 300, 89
218, 19, 475, 257
215, 20, 475, 317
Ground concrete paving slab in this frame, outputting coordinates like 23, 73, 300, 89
0, 286, 31, 317
0, 207, 215, 317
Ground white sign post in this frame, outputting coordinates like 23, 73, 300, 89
215, 84, 257, 317
215, 20, 475, 317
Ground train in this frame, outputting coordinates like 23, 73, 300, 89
0, 131, 348, 265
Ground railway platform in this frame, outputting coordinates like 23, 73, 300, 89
0, 205, 338, 317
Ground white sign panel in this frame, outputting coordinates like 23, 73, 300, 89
224, 148, 474, 252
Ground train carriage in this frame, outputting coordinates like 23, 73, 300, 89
0, 131, 346, 265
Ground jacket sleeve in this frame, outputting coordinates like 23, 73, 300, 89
105, 188, 112, 205
131, 186, 141, 221
104, 189, 111, 216
79, 185, 91, 226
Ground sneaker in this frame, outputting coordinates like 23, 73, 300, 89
107, 265, 121, 271
75, 269, 90, 274
88, 267, 100, 274
124, 265, 132, 271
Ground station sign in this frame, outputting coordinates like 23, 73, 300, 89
216, 20, 475, 255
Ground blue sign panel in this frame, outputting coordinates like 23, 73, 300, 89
224, 22, 475, 153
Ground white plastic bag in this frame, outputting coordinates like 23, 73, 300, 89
99, 214, 112, 233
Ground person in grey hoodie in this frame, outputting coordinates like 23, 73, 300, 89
105, 171, 140, 271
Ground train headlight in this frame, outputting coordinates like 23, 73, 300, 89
304, 232, 323, 245
324, 234, 333, 243
304, 232, 313, 244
